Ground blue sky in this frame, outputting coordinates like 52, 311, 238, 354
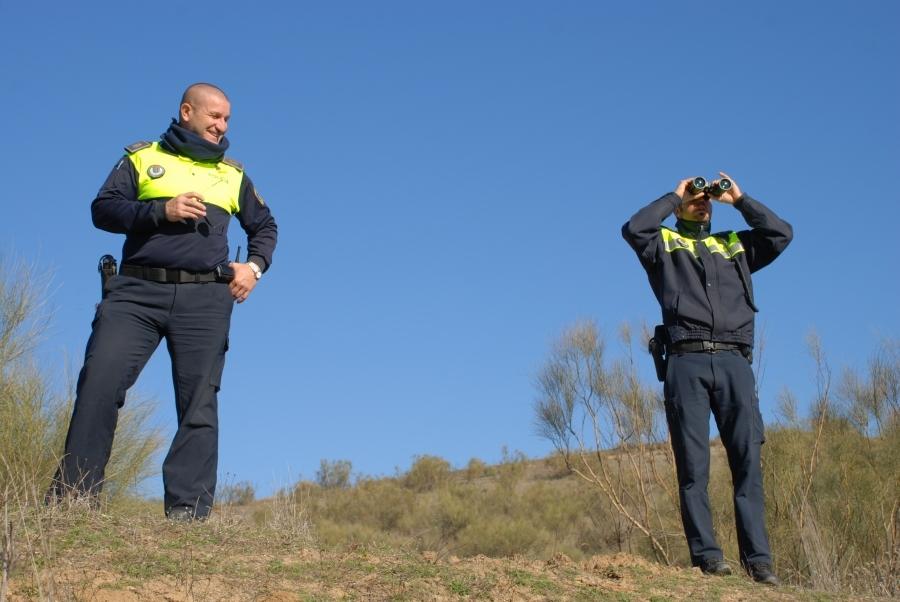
2, 1, 898, 496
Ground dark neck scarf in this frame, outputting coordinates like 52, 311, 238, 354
676, 218, 712, 239
160, 119, 229, 163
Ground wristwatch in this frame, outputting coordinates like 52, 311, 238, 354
247, 261, 262, 280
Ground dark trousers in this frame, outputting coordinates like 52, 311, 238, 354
663, 349, 772, 568
53, 276, 232, 517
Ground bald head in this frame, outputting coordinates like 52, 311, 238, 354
178, 83, 231, 144
181, 83, 229, 107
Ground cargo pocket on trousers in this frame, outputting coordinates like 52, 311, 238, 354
210, 337, 229, 392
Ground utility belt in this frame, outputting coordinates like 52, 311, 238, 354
648, 326, 752, 382
669, 340, 749, 355
120, 264, 233, 284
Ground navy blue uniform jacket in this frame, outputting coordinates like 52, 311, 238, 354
622, 193, 792, 347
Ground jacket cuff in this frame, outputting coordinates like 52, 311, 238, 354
248, 254, 268, 272
664, 192, 682, 210
151, 199, 167, 226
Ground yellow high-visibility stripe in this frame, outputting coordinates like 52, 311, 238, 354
127, 142, 242, 214
661, 228, 745, 259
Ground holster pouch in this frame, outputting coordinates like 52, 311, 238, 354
648, 324, 668, 382
98, 254, 117, 299
215, 263, 235, 283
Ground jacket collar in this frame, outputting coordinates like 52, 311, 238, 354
676, 219, 711, 239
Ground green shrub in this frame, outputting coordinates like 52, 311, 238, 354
316, 459, 352, 489
464, 457, 486, 481
310, 477, 415, 532
495, 447, 528, 491
403, 455, 451, 492
456, 516, 549, 557
218, 480, 256, 506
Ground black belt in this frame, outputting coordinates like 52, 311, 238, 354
121, 264, 221, 283
669, 340, 747, 354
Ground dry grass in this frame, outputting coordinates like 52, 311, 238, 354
2, 498, 876, 602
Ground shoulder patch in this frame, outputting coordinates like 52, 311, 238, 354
253, 187, 266, 207
222, 156, 243, 171
124, 140, 152, 154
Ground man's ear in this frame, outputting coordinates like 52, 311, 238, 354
179, 102, 192, 123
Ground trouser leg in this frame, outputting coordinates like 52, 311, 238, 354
161, 282, 232, 518
51, 277, 166, 498
665, 352, 721, 566
711, 351, 772, 567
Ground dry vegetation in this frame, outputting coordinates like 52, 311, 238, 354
0, 489, 878, 601
531, 322, 898, 598
1, 264, 897, 600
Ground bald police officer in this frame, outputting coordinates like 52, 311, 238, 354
50, 83, 277, 520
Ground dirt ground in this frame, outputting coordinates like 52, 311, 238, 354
2, 501, 887, 601
6, 546, 855, 601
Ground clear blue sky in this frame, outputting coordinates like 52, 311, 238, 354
2, 1, 898, 496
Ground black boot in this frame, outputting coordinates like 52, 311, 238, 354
748, 562, 780, 585
700, 558, 733, 576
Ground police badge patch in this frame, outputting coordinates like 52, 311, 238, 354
147, 165, 166, 179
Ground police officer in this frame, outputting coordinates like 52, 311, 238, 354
50, 83, 277, 520
622, 172, 792, 584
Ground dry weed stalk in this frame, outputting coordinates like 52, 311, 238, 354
535, 321, 677, 564
796, 333, 840, 591
764, 334, 899, 595
798, 333, 829, 535
1, 491, 10, 602
0, 458, 57, 602
268, 484, 315, 546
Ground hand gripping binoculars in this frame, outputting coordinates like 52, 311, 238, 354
687, 176, 732, 197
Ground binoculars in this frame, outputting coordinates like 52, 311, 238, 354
687, 176, 732, 197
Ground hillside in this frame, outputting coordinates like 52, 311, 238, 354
3, 500, 874, 602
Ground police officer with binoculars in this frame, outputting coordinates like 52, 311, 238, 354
622, 172, 793, 585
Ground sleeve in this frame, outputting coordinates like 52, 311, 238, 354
733, 195, 794, 273
621, 192, 681, 270
236, 175, 278, 271
90, 156, 168, 233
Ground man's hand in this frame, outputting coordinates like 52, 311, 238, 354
675, 177, 705, 202
165, 192, 207, 221
228, 263, 258, 303
712, 172, 743, 205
